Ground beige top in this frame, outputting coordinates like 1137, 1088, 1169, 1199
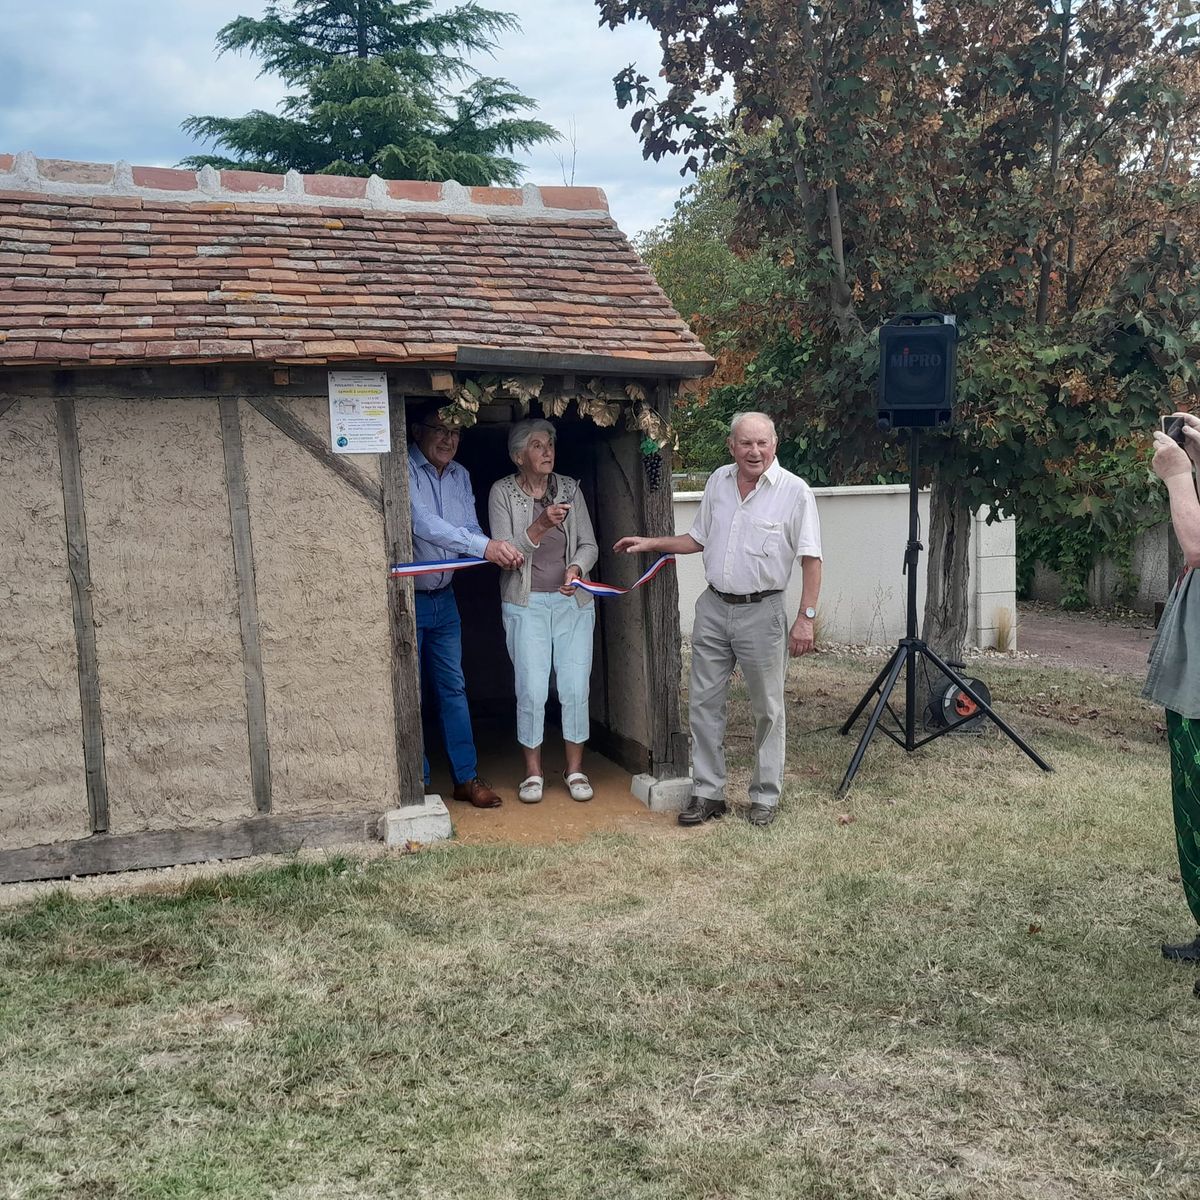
487, 473, 599, 608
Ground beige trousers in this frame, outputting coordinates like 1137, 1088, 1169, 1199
689, 587, 789, 809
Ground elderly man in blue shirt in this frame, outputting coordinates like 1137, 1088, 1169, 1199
409, 407, 523, 807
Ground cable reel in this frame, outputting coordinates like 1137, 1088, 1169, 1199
932, 674, 991, 733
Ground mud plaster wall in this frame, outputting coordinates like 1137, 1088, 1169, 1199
78, 398, 252, 835
240, 396, 398, 814
0, 398, 90, 849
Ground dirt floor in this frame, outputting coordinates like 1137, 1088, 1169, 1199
1014, 600, 1155, 674
430, 720, 675, 847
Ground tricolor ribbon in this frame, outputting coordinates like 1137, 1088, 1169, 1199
567, 554, 675, 596
389, 557, 487, 579
388, 554, 676, 597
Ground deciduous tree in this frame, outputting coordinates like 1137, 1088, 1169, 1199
636, 161, 793, 470
600, 0, 1199, 651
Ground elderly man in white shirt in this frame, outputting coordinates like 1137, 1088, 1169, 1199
615, 412, 822, 827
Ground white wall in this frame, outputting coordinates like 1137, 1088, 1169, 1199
672, 485, 1017, 649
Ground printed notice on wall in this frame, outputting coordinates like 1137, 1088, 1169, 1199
328, 371, 391, 454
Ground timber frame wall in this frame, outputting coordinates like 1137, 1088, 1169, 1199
0, 362, 686, 883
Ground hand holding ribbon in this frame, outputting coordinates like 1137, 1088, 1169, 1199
390, 554, 676, 597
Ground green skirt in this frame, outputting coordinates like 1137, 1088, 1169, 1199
1166, 709, 1200, 927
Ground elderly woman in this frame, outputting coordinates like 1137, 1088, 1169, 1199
1148, 413, 1200, 962
488, 419, 599, 803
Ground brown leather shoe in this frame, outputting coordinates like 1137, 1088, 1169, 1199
452, 778, 502, 808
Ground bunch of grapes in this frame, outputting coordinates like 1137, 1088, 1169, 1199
641, 437, 664, 491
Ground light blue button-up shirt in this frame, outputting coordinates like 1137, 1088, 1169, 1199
407, 443, 490, 591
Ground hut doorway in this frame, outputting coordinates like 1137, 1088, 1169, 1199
420, 408, 668, 795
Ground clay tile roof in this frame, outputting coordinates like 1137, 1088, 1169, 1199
0, 153, 714, 376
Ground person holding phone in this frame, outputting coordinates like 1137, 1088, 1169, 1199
1147, 411, 1200, 961
488, 420, 599, 803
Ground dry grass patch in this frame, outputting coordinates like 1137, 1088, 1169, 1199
0, 656, 1197, 1198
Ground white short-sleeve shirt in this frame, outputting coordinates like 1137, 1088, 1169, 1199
689, 460, 822, 595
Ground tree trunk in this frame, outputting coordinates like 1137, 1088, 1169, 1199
357, 1, 369, 58
922, 465, 972, 662
1034, 0, 1073, 325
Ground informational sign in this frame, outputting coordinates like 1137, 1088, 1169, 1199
328, 371, 391, 454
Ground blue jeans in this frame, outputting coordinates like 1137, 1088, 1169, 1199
415, 588, 477, 787
501, 593, 595, 747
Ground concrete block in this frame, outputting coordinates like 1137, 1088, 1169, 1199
631, 773, 693, 813
976, 554, 1015, 595
630, 773, 654, 805
381, 796, 452, 846
974, 508, 1016, 556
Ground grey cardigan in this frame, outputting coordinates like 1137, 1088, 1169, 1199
487, 473, 599, 608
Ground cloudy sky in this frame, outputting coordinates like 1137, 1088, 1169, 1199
0, 0, 695, 236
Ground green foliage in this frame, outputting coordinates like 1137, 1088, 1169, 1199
723, 328, 910, 487
181, 0, 557, 184
1017, 515, 1147, 611
636, 161, 798, 472
669, 386, 739, 473
601, 0, 1200, 615
636, 165, 783, 334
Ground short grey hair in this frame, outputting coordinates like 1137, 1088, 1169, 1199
729, 411, 778, 443
508, 418, 556, 464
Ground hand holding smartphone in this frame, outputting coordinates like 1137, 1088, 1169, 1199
1162, 415, 1189, 448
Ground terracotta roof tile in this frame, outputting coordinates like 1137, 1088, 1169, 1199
0, 155, 714, 375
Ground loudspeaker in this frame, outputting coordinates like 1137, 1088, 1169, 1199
877, 314, 957, 430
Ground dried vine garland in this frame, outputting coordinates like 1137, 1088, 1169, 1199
431, 375, 676, 492
435, 374, 546, 428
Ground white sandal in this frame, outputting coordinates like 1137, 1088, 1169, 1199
564, 771, 593, 802
518, 775, 544, 804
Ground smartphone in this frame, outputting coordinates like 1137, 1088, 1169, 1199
1163, 416, 1189, 446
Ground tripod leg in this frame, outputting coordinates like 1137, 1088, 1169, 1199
922, 646, 1053, 773
839, 650, 903, 736
837, 647, 908, 796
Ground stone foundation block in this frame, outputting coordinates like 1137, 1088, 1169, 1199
630, 773, 693, 813
381, 796, 452, 846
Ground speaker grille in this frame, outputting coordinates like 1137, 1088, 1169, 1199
877, 322, 957, 429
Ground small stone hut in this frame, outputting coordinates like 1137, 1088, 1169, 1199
0, 153, 713, 882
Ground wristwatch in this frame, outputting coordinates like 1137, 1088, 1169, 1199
803, 606, 817, 620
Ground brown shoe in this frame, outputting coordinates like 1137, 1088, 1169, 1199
452, 778, 502, 808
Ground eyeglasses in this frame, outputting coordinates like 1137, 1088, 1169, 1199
419, 424, 461, 441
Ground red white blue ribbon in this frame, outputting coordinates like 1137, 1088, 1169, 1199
567, 554, 676, 596
389, 557, 487, 579
389, 554, 676, 596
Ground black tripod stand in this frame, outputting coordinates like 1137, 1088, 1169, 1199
837, 429, 1052, 796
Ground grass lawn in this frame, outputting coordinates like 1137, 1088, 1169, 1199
2, 655, 1198, 1199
